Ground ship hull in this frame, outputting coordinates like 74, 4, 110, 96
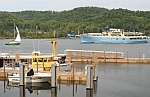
5, 42, 20, 45
80, 36, 148, 43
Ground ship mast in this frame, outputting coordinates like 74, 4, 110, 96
14, 23, 15, 39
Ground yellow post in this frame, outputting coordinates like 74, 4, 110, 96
42, 58, 44, 71
51, 40, 57, 57
37, 57, 38, 73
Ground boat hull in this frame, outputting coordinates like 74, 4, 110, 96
5, 42, 21, 45
80, 37, 148, 43
8, 73, 51, 83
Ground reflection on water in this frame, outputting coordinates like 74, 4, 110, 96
7, 82, 51, 94
4, 75, 98, 97
1, 63, 150, 97
19, 86, 25, 97
26, 82, 51, 94
93, 81, 98, 94
86, 90, 93, 97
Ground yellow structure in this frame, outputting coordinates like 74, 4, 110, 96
51, 40, 57, 57
32, 55, 59, 71
32, 40, 58, 71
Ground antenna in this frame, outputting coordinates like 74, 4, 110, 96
33, 40, 35, 51
38, 40, 40, 51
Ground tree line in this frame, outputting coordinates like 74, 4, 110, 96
0, 6, 150, 38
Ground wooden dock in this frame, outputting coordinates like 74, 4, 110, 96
57, 71, 86, 81
66, 58, 150, 64
65, 49, 150, 64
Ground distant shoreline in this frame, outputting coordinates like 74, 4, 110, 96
0, 37, 80, 39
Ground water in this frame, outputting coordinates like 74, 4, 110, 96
1, 38, 150, 57
0, 39, 150, 97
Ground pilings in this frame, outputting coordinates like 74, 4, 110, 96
19, 86, 25, 97
93, 65, 98, 81
51, 64, 57, 88
86, 65, 93, 90
86, 64, 98, 90
20, 63, 25, 86
51, 64, 57, 96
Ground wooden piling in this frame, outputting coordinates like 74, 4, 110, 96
15, 53, 20, 63
72, 63, 74, 81
3, 60, 6, 78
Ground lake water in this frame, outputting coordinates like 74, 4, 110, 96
0, 39, 150, 97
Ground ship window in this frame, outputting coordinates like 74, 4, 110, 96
33, 58, 37, 62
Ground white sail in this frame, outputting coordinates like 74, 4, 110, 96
15, 26, 21, 42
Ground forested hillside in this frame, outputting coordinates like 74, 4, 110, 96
0, 7, 150, 38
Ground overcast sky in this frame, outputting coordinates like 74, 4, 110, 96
0, 0, 149, 12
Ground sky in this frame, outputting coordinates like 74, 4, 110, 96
0, 0, 150, 12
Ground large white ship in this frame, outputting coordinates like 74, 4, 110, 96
80, 28, 148, 43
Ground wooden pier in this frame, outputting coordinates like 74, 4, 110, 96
65, 49, 150, 64
57, 71, 86, 82
66, 58, 150, 64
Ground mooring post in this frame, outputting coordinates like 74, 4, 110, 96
19, 85, 25, 97
72, 63, 74, 81
143, 52, 145, 59
51, 87, 57, 97
93, 80, 98, 94
3, 59, 6, 78
51, 64, 57, 88
93, 65, 98, 81
20, 63, 25, 86
86, 65, 93, 90
51, 64, 57, 97
86, 89, 93, 97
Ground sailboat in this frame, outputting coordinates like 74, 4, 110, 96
5, 26, 21, 45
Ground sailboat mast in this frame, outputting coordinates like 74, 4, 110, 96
14, 23, 15, 39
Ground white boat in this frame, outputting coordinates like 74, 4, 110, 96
80, 28, 148, 43
8, 72, 51, 83
5, 25, 21, 45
